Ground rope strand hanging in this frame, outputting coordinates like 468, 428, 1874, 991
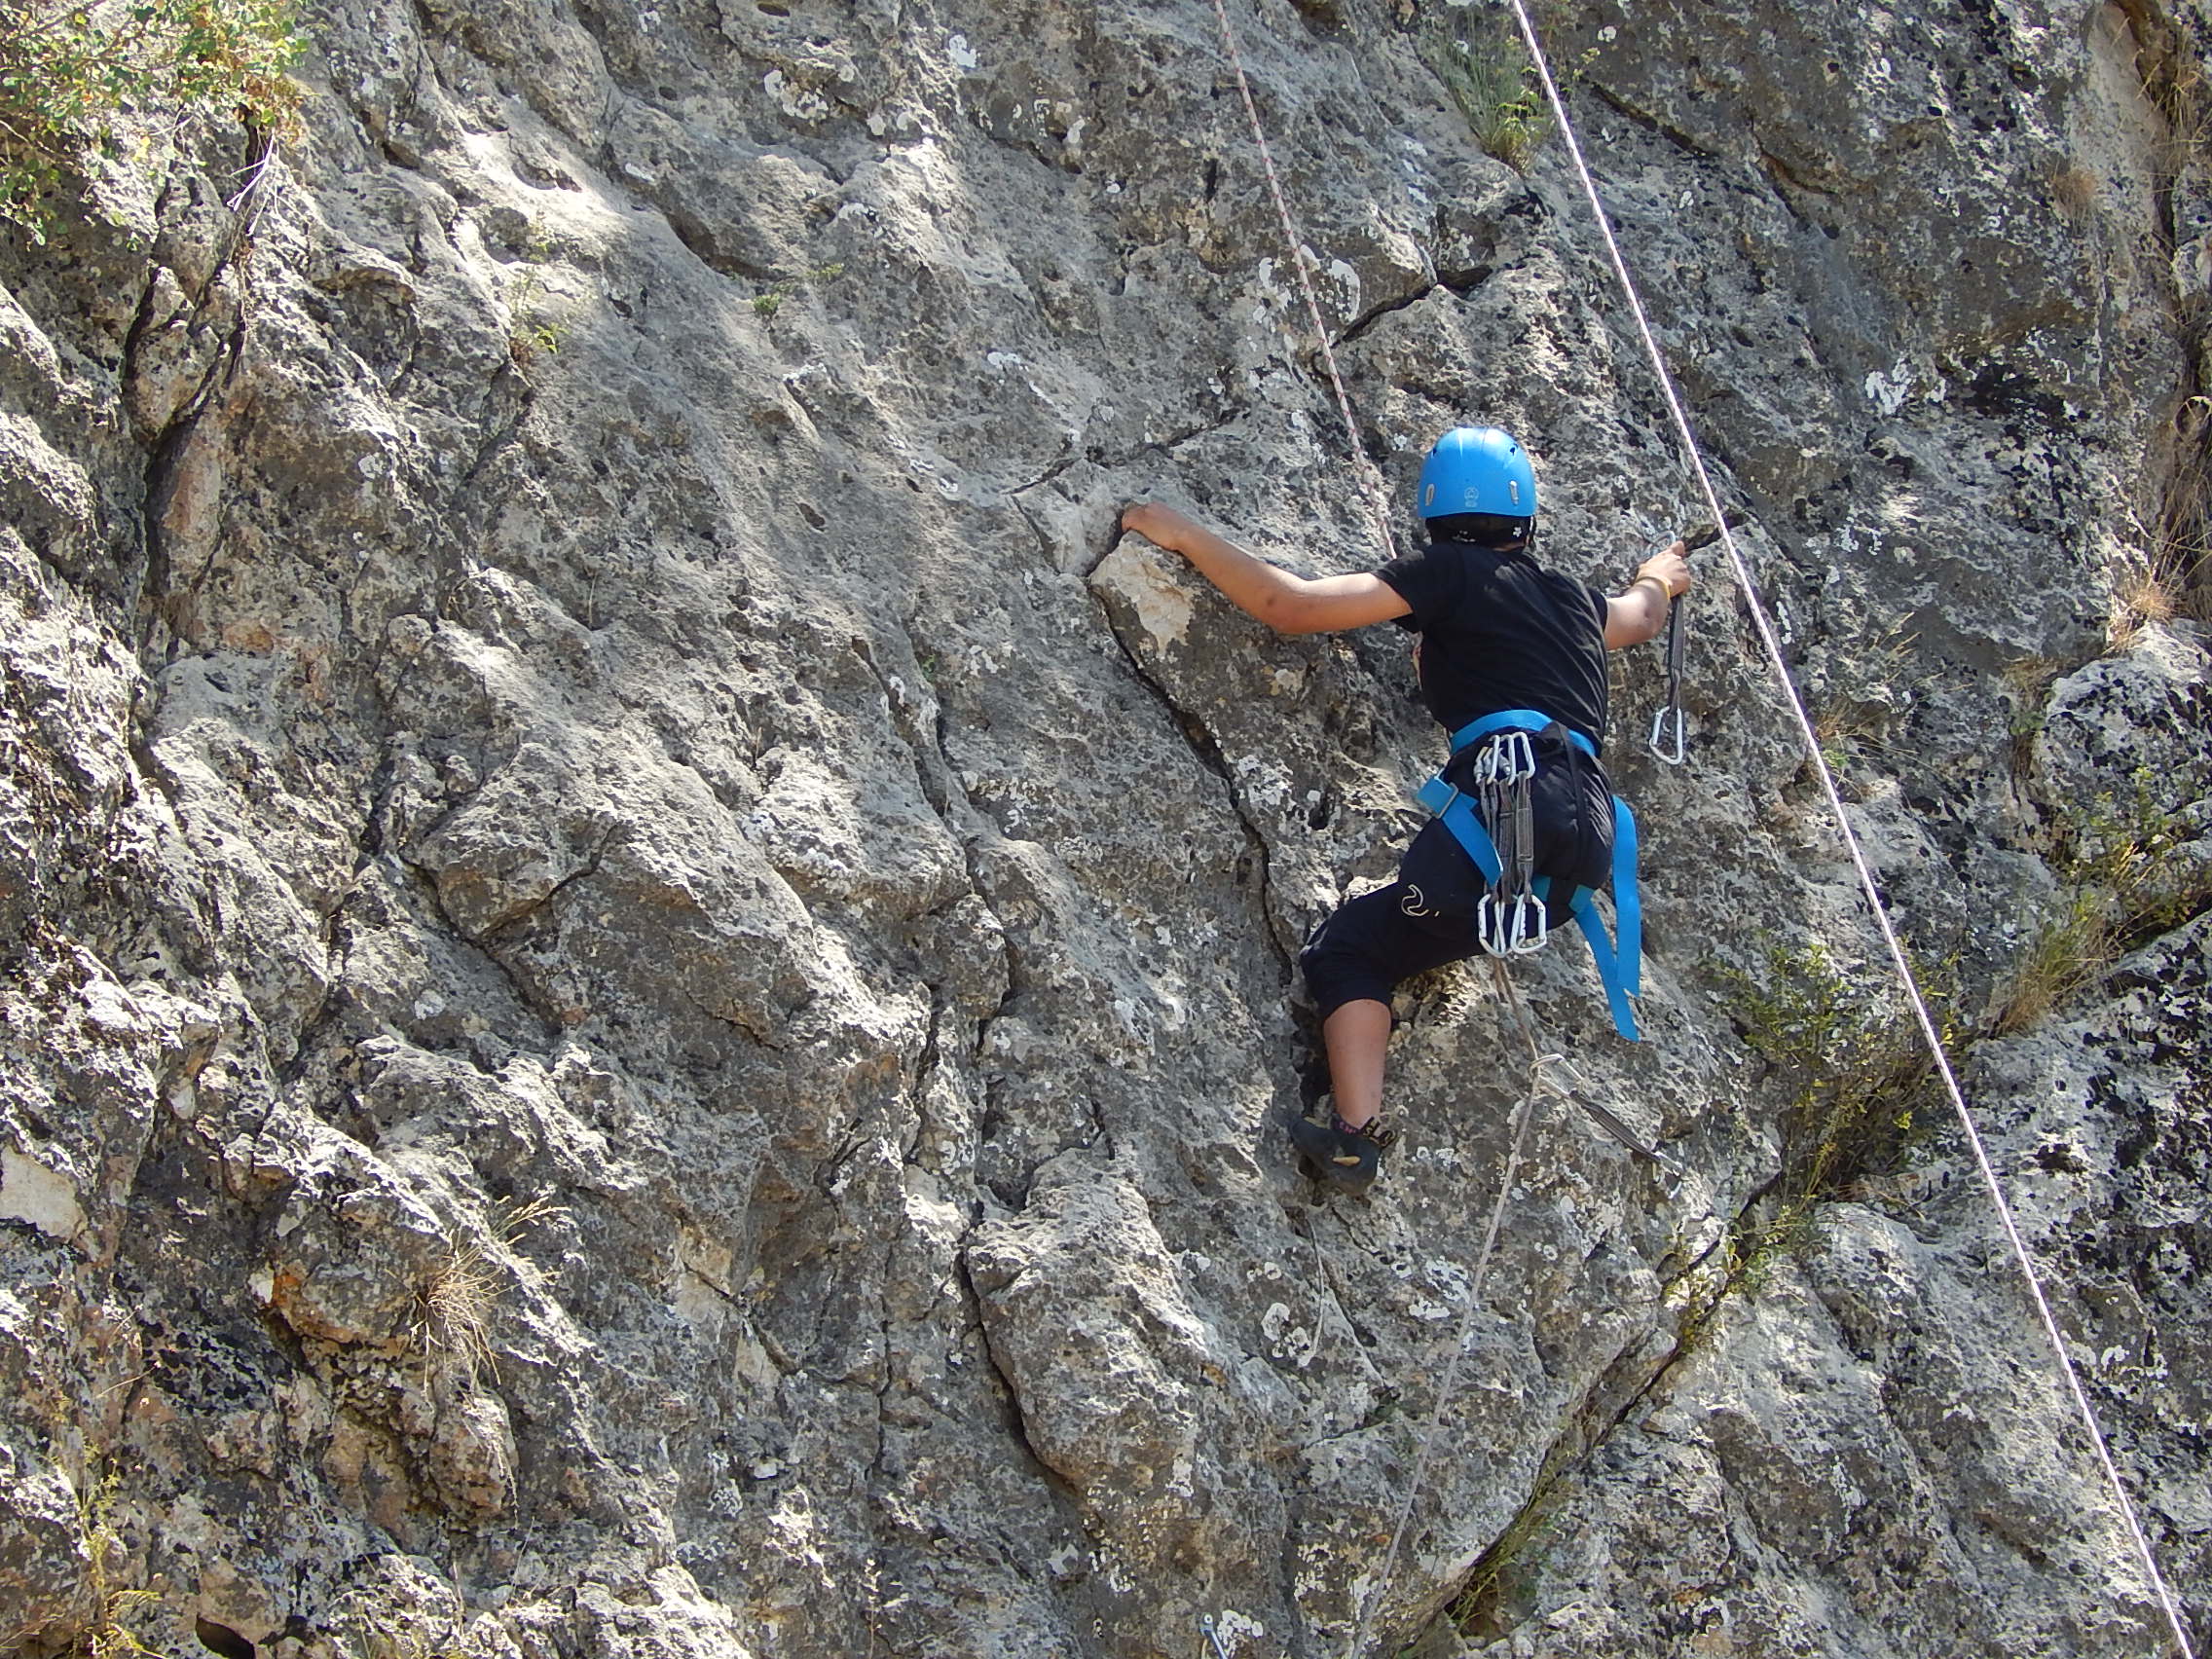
1497, 4, 2197, 1653
1341, 960, 1564, 1659
1205, 0, 1398, 563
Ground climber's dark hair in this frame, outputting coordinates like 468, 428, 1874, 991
1424, 511, 1535, 550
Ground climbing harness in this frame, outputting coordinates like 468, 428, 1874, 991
1414, 710, 1643, 1042
1495, 2, 2199, 1652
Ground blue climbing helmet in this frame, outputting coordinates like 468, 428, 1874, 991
1417, 426, 1536, 521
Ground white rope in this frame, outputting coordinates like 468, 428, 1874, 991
1342, 961, 1553, 1659
1205, 0, 1399, 563
1500, 6, 2197, 1654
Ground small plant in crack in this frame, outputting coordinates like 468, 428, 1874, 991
1993, 767, 2212, 1033
1414, 3, 1552, 169
503, 266, 572, 366
1705, 937, 1953, 1280
79, 1459, 159, 1659
751, 260, 847, 321
414, 1194, 566, 1385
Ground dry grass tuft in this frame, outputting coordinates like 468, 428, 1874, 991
415, 1195, 566, 1385
2048, 161, 2099, 219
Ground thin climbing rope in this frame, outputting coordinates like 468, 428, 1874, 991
1340, 961, 1554, 1659
1499, 5, 2197, 1653
1205, 0, 1399, 565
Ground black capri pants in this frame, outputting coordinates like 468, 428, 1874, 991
1300, 733, 1615, 1018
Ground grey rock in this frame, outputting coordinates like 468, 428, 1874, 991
0, 0, 2207, 1653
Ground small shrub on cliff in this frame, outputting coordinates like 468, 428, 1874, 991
0, 0, 301, 240
1718, 939, 1952, 1246
1657, 941, 1953, 1373
1417, 8, 1550, 170
78, 1463, 158, 1658
1994, 769, 2212, 1032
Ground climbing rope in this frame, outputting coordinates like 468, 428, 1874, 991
1205, 0, 1398, 564
1500, 4, 2198, 1653
1342, 959, 1554, 1659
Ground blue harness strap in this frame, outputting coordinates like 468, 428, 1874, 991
1417, 710, 1643, 1042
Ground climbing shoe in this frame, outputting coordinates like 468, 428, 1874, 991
1289, 1112, 1397, 1196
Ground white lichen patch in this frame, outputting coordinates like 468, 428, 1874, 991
1261, 1301, 1317, 1369
764, 69, 830, 123
1423, 1259, 1471, 1304
1863, 358, 1916, 415
0, 1148, 86, 1244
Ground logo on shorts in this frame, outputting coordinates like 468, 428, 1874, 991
1400, 885, 1437, 919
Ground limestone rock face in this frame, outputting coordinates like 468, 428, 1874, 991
0, 0, 2208, 1654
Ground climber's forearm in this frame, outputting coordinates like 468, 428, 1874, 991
1121, 503, 1309, 628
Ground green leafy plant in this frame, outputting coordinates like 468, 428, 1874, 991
1653, 941, 1953, 1385
1994, 768, 2212, 1032
1731, 940, 1946, 1203
0, 0, 302, 239
1418, 8, 1550, 169
82, 1466, 159, 1658
1685, 938, 1952, 1322
751, 261, 844, 321
503, 267, 573, 365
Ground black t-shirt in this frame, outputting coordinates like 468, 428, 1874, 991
1376, 538, 1610, 751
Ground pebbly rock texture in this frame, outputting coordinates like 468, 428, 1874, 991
1, 0, 2209, 1654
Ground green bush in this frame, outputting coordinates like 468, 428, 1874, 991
1729, 939, 1948, 1205
0, 0, 301, 240
1995, 767, 2212, 1031
1417, 7, 1550, 169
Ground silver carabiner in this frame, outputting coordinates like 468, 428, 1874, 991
1478, 894, 1507, 957
1508, 892, 1549, 954
1480, 889, 1549, 956
1500, 729, 1536, 781
1473, 728, 1536, 785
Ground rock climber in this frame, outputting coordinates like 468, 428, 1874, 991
1120, 426, 1691, 1194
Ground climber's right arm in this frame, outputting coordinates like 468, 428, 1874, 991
1120, 503, 1411, 636
1604, 541, 1692, 648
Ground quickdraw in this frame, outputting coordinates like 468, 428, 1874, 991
1472, 729, 1546, 954
1645, 518, 1734, 767
1648, 598, 1687, 765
